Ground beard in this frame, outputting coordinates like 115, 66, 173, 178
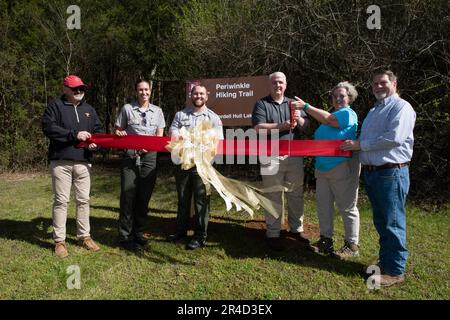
373, 92, 387, 100
192, 99, 205, 108
73, 93, 85, 102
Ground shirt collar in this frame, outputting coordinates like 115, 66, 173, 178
333, 105, 350, 112
375, 93, 399, 107
132, 101, 155, 113
268, 95, 288, 105
186, 106, 209, 116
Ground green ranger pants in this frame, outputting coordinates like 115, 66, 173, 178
175, 166, 210, 241
118, 150, 157, 242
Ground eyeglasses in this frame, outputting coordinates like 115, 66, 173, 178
332, 94, 348, 99
140, 112, 147, 125
70, 86, 85, 93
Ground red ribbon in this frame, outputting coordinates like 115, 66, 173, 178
79, 134, 351, 157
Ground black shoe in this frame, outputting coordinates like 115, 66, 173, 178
308, 236, 334, 255
186, 238, 205, 250
266, 237, 284, 252
134, 236, 149, 247
120, 240, 143, 251
286, 231, 311, 245
167, 233, 188, 243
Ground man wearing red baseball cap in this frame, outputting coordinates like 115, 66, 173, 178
42, 75, 103, 258
63, 75, 86, 88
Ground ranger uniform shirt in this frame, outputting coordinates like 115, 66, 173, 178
115, 102, 165, 136
169, 106, 224, 139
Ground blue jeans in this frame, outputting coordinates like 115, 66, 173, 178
363, 167, 410, 276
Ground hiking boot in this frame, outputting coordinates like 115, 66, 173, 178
333, 241, 359, 260
55, 241, 68, 258
308, 236, 334, 255
79, 237, 100, 252
380, 273, 405, 287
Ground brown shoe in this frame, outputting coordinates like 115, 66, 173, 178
55, 241, 68, 258
380, 273, 405, 287
79, 237, 100, 252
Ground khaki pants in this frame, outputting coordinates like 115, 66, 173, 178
261, 156, 305, 238
50, 160, 91, 242
315, 155, 360, 244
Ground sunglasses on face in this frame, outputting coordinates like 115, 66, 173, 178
70, 86, 85, 93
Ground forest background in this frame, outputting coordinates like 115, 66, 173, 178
1, 0, 449, 206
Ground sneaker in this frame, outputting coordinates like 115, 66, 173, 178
380, 273, 405, 287
55, 241, 68, 258
79, 237, 100, 252
333, 241, 359, 260
308, 236, 334, 255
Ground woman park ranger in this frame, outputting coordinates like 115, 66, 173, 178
114, 79, 165, 251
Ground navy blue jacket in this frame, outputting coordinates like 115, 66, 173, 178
42, 95, 103, 162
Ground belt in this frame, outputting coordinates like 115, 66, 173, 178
362, 162, 409, 172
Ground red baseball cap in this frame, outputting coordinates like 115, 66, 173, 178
63, 75, 86, 88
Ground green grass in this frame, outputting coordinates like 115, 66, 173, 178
0, 169, 449, 300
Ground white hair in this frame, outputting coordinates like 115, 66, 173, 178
269, 72, 287, 82
332, 81, 358, 103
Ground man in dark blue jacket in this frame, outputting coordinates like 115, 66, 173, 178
42, 75, 103, 258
